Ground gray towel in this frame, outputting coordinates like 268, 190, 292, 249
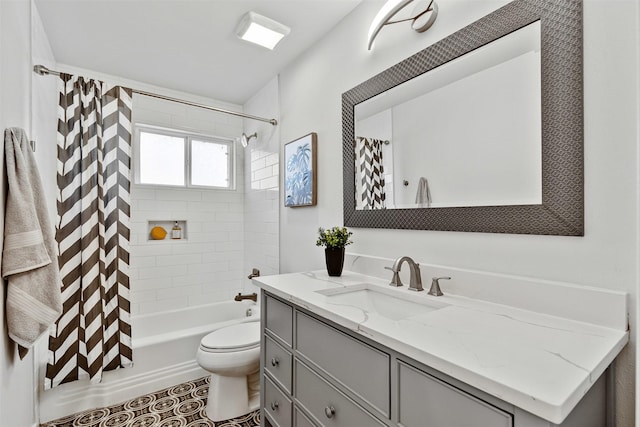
3, 128, 62, 359
415, 177, 432, 207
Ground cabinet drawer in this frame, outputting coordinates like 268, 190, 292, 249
295, 408, 316, 427
398, 362, 513, 427
265, 295, 293, 346
295, 360, 385, 427
265, 335, 293, 393
296, 312, 389, 417
264, 375, 292, 427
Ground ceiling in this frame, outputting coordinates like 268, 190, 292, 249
35, 0, 362, 105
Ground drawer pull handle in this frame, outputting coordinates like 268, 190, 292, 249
271, 401, 279, 411
271, 357, 280, 367
324, 405, 336, 418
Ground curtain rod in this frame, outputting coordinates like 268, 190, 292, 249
33, 65, 278, 126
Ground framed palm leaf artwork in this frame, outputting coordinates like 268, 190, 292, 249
284, 132, 317, 207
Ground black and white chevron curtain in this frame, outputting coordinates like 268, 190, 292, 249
45, 75, 133, 389
355, 136, 386, 209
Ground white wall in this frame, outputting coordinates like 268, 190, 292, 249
30, 3, 59, 425
31, 0, 57, 226
277, 1, 638, 425
242, 77, 281, 295
0, 1, 38, 425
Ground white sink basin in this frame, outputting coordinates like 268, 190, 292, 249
316, 284, 446, 321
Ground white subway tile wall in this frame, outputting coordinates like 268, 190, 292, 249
129, 94, 246, 315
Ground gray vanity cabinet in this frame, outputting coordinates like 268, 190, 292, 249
262, 293, 385, 427
263, 294, 294, 427
260, 292, 607, 427
397, 361, 512, 427
296, 311, 390, 418
295, 359, 386, 427
265, 335, 293, 393
294, 408, 316, 427
264, 375, 293, 427
265, 295, 293, 346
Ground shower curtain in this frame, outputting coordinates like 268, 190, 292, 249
355, 136, 386, 209
45, 75, 133, 389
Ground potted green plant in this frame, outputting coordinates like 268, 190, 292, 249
316, 226, 353, 276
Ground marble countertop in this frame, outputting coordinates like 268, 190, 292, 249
253, 270, 629, 424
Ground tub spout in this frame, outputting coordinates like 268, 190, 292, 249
234, 292, 257, 302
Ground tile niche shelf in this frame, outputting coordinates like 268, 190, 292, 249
147, 220, 187, 242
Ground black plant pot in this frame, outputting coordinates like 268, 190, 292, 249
324, 247, 345, 277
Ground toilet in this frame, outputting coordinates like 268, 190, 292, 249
196, 321, 261, 422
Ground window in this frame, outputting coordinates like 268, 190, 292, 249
134, 125, 234, 189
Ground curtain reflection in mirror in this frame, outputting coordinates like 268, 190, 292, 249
355, 137, 386, 210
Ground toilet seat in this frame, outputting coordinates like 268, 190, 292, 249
200, 321, 260, 353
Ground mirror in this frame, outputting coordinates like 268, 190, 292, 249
343, 0, 583, 235
355, 21, 541, 210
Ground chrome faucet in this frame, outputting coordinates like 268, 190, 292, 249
386, 256, 423, 291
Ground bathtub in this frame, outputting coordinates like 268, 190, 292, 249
133, 300, 260, 348
39, 300, 260, 423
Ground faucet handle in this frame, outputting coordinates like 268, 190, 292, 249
428, 276, 451, 296
384, 266, 403, 287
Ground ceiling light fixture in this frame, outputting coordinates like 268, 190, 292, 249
236, 11, 290, 50
367, 0, 438, 50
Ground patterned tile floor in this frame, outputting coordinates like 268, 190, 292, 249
41, 376, 260, 427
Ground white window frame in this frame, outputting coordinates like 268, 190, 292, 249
133, 124, 236, 190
